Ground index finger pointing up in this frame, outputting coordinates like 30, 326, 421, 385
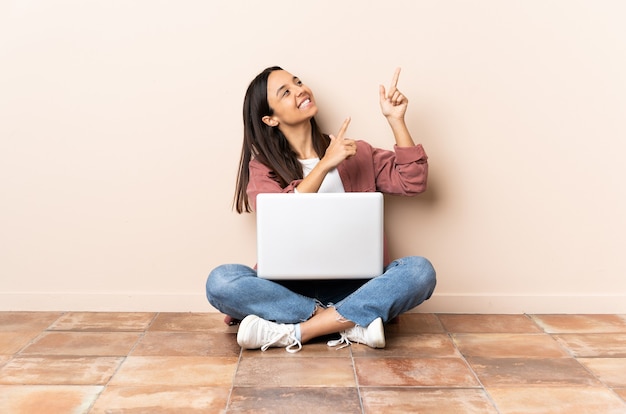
390, 67, 401, 91
336, 117, 351, 140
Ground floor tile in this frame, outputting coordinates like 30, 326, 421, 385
149, 312, 234, 332
132, 331, 240, 357
355, 357, 479, 387
49, 312, 155, 331
437, 314, 542, 333
0, 385, 102, 414
0, 356, 123, 385
235, 356, 356, 387
452, 333, 569, 358
242, 340, 352, 358
351, 334, 460, 358
384, 313, 445, 335
0, 355, 10, 367
90, 385, 230, 413
467, 357, 601, 387
0, 312, 62, 331
20, 331, 141, 356
229, 387, 361, 413
0, 331, 40, 354
531, 314, 626, 333
2, 311, 625, 413
578, 358, 626, 387
360, 388, 498, 414
487, 386, 626, 413
109, 356, 238, 386
553, 333, 626, 357
614, 388, 626, 401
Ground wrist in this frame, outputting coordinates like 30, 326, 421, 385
386, 116, 407, 128
316, 157, 334, 174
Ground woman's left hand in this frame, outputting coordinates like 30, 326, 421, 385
379, 67, 408, 120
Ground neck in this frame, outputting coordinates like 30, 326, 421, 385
280, 121, 316, 159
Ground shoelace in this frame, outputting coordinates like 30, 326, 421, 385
285, 339, 303, 353
327, 332, 352, 350
260, 326, 302, 353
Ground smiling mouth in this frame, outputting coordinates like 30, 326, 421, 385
298, 98, 311, 109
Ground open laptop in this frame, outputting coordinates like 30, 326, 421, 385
256, 192, 384, 280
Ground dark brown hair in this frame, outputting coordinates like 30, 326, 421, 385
234, 66, 330, 213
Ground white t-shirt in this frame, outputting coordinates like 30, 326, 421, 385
298, 158, 345, 193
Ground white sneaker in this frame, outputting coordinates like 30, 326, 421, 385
237, 315, 302, 353
327, 317, 385, 349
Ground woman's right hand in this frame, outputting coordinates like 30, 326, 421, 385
322, 117, 356, 169
295, 118, 355, 193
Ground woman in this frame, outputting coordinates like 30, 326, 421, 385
206, 66, 436, 353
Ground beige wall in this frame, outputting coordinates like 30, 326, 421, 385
1, 1, 625, 313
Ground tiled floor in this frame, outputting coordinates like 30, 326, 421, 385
1, 312, 626, 413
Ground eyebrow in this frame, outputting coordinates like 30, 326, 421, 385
276, 76, 299, 97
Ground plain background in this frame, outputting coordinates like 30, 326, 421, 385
1, 0, 625, 312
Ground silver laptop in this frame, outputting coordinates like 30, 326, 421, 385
256, 192, 384, 279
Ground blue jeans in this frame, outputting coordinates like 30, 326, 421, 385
205, 256, 436, 327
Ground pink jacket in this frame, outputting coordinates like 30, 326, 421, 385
247, 140, 428, 208
246, 140, 429, 266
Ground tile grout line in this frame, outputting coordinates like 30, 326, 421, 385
224, 342, 245, 413
3, 312, 625, 412
548, 331, 626, 400
1, 312, 69, 385
85, 311, 161, 413
12, 311, 68, 358
350, 345, 366, 414
528, 313, 626, 397
435, 314, 503, 414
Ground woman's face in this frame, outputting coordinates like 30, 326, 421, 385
263, 70, 318, 128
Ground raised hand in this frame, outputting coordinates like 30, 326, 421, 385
323, 117, 357, 168
296, 117, 356, 193
379, 67, 408, 120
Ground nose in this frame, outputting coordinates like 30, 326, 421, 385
293, 84, 305, 96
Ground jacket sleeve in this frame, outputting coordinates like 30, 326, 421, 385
246, 158, 302, 211
372, 143, 429, 196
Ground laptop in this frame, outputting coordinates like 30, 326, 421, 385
255, 192, 384, 280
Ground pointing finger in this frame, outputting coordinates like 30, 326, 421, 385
388, 67, 401, 97
336, 117, 351, 140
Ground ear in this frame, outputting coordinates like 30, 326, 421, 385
262, 115, 279, 127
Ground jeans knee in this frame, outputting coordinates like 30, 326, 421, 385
407, 256, 437, 294
205, 264, 239, 302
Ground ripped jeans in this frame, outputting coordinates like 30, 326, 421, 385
205, 256, 436, 327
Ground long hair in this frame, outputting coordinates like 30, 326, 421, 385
234, 66, 330, 213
